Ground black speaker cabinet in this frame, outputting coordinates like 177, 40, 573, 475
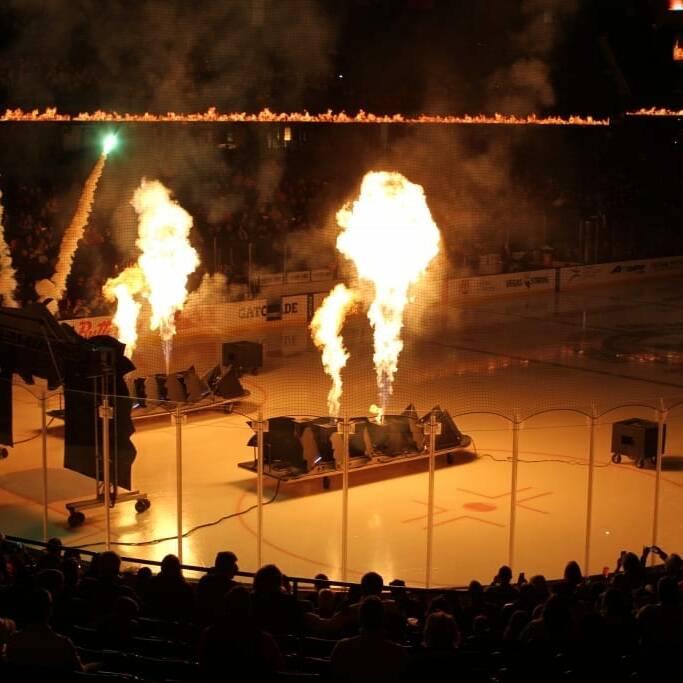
222, 341, 263, 375
611, 418, 665, 468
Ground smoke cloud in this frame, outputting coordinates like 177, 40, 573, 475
2, 0, 337, 113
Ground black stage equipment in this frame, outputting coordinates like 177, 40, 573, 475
215, 366, 246, 399
133, 377, 147, 408
240, 404, 474, 487
222, 341, 263, 376
0, 303, 147, 525
126, 365, 246, 416
611, 418, 666, 468
0, 367, 12, 447
247, 416, 306, 470
419, 405, 466, 451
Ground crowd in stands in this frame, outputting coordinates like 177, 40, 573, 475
1, 532, 682, 681
207, 171, 335, 282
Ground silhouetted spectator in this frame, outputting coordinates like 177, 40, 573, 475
316, 588, 337, 618
6, 588, 83, 672
637, 575, 683, 646
196, 551, 239, 624
97, 595, 140, 647
313, 572, 330, 591
408, 610, 461, 679
199, 585, 284, 680
36, 538, 63, 571
331, 596, 408, 682
486, 565, 519, 606
521, 594, 574, 646
145, 554, 194, 621
600, 587, 637, 651
78, 550, 138, 621
252, 564, 301, 636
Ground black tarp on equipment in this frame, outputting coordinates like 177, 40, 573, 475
0, 365, 13, 446
63, 336, 137, 491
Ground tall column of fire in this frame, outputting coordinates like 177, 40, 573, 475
310, 283, 356, 417
104, 180, 199, 371
312, 171, 440, 420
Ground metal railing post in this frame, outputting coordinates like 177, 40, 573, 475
584, 404, 597, 574
174, 407, 184, 563
256, 412, 267, 569
424, 412, 441, 588
41, 389, 49, 542
508, 414, 520, 570
652, 401, 667, 564
99, 395, 113, 551
338, 416, 354, 582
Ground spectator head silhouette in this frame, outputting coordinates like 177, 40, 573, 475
469, 580, 483, 594
98, 551, 121, 580
113, 595, 140, 621
564, 561, 583, 586
45, 537, 63, 557
360, 572, 384, 597
518, 583, 538, 609
314, 573, 329, 591
665, 553, 682, 578
497, 565, 513, 585
359, 596, 384, 633
316, 588, 336, 615
427, 594, 451, 615
530, 575, 549, 602
223, 585, 252, 621
160, 554, 182, 579
214, 551, 238, 578
36, 568, 65, 598
424, 610, 459, 650
622, 552, 640, 574
389, 578, 406, 600
253, 564, 283, 595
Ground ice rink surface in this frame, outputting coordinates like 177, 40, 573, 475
3, 275, 683, 586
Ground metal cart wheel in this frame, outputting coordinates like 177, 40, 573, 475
611, 453, 622, 464
135, 498, 151, 513
68, 511, 85, 528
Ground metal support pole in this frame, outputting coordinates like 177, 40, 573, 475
508, 414, 520, 570
248, 243, 253, 296
256, 412, 267, 569
584, 405, 597, 574
424, 413, 441, 588
338, 416, 354, 582
652, 402, 667, 564
41, 390, 49, 542
99, 395, 113, 551
174, 407, 184, 563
